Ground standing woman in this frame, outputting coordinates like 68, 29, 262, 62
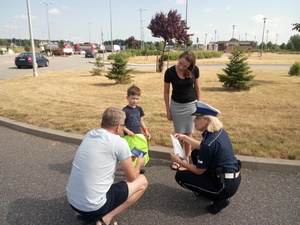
164, 51, 201, 170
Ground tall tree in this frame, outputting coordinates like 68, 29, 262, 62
286, 34, 300, 51
148, 10, 190, 72
292, 23, 300, 32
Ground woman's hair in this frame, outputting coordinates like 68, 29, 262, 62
101, 107, 125, 129
179, 51, 196, 78
127, 84, 141, 96
203, 115, 223, 132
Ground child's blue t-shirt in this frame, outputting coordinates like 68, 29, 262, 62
122, 105, 145, 135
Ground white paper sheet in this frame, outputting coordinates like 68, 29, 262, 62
170, 134, 187, 161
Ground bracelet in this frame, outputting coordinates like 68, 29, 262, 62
143, 128, 147, 132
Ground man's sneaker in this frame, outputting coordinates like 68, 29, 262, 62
206, 199, 230, 214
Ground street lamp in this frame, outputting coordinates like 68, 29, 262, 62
266, 30, 269, 51
260, 17, 267, 59
86, 21, 92, 43
214, 30, 217, 42
136, 8, 147, 49
9, 20, 15, 46
109, 0, 113, 52
40, 1, 53, 54
232, 25, 235, 39
26, 0, 38, 77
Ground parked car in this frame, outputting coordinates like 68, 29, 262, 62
15, 52, 49, 69
85, 50, 97, 58
74, 50, 86, 55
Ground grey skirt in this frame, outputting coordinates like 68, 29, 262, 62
170, 100, 196, 134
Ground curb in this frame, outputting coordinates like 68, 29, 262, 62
1, 116, 299, 174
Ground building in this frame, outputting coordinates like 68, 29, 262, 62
212, 41, 257, 52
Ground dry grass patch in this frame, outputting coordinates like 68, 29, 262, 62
127, 53, 300, 65
0, 68, 300, 160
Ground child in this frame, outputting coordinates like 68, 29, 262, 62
123, 85, 151, 172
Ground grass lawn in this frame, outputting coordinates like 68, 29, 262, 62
0, 53, 300, 160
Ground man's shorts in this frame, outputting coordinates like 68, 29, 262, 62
71, 181, 128, 221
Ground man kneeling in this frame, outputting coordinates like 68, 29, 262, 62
67, 107, 148, 225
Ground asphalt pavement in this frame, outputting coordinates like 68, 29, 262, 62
1, 123, 300, 225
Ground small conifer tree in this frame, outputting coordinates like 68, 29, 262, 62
218, 49, 255, 90
105, 54, 134, 84
90, 56, 104, 76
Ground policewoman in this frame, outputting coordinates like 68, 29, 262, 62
170, 101, 241, 214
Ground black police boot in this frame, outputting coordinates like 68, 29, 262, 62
206, 199, 230, 214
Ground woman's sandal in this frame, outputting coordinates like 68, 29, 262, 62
171, 162, 180, 170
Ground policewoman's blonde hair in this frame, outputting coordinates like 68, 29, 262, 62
203, 115, 223, 132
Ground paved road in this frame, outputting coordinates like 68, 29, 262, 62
1, 125, 299, 225
0, 53, 290, 80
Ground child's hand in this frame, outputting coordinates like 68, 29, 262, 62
128, 131, 135, 137
145, 130, 151, 140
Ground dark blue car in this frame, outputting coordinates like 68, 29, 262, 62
15, 52, 49, 69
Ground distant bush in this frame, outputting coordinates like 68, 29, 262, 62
118, 49, 222, 61
288, 61, 300, 76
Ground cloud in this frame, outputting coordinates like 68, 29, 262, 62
49, 8, 61, 15
226, 5, 231, 10
176, 0, 186, 4
14, 14, 37, 20
250, 14, 266, 23
204, 8, 212, 12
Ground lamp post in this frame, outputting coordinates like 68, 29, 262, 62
109, 0, 113, 52
40, 1, 53, 54
266, 30, 269, 51
26, 0, 38, 77
9, 20, 15, 47
214, 30, 217, 42
86, 21, 92, 43
260, 17, 267, 59
204, 33, 207, 50
136, 8, 146, 49
276, 33, 278, 46
232, 25, 235, 39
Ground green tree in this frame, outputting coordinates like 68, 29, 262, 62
218, 49, 255, 90
105, 54, 134, 84
24, 45, 30, 52
286, 34, 300, 51
292, 23, 300, 32
288, 61, 300, 76
90, 56, 104, 76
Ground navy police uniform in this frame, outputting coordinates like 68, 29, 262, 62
175, 129, 241, 201
174, 101, 241, 214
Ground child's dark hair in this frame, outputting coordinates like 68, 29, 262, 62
127, 84, 141, 96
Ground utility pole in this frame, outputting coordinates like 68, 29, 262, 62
260, 17, 267, 59
40, 1, 53, 54
136, 8, 147, 49
26, 0, 38, 77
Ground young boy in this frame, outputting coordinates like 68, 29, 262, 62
123, 85, 151, 172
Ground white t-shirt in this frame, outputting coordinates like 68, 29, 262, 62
66, 128, 131, 212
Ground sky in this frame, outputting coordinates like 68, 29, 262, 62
1, 0, 299, 46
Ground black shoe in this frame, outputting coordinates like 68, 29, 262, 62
140, 169, 145, 174
206, 199, 230, 214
